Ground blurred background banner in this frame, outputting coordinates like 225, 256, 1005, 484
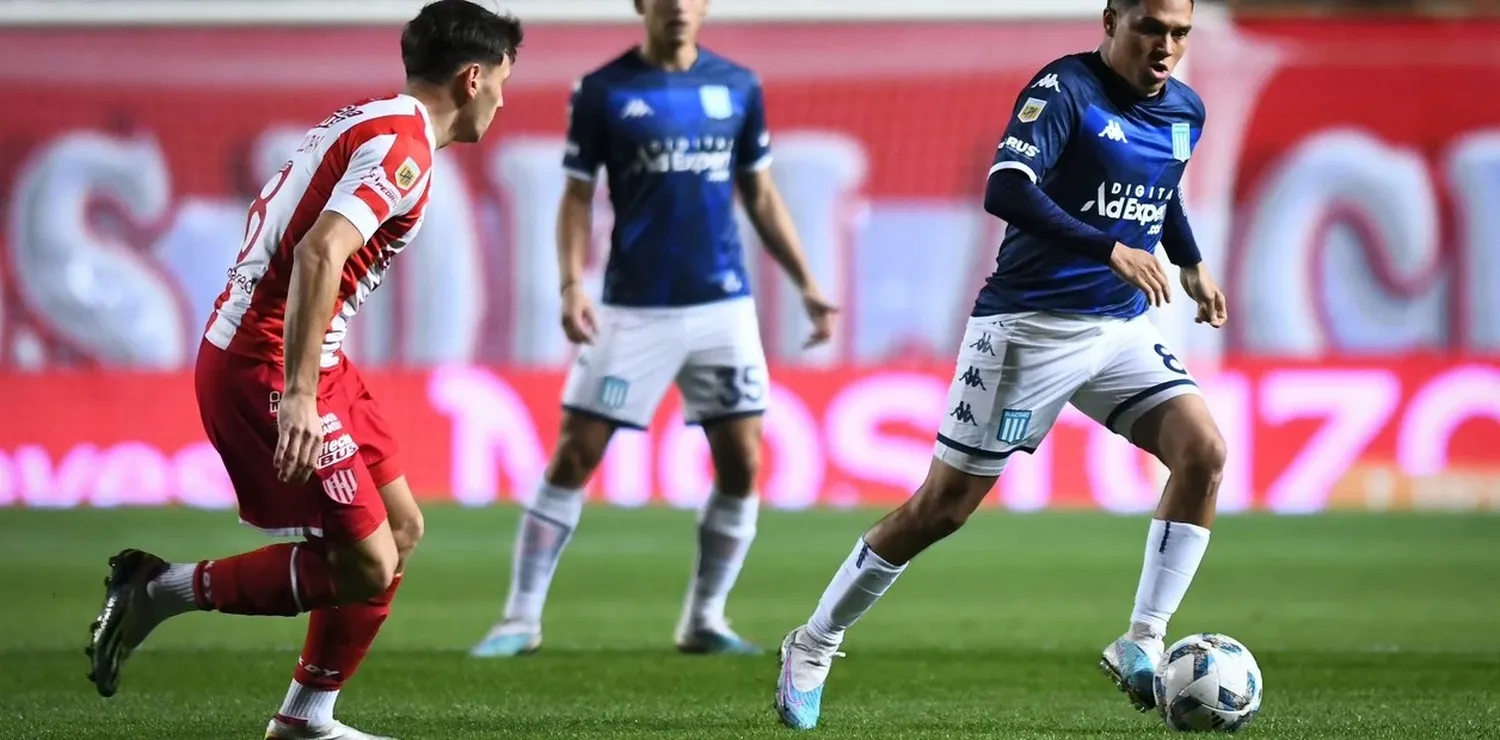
0, 3, 1496, 511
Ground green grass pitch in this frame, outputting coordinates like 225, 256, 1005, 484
2, 506, 1497, 739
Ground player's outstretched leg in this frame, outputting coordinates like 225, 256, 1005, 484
675, 416, 764, 655
1099, 395, 1225, 712
472, 413, 613, 658
775, 458, 997, 730
87, 538, 346, 698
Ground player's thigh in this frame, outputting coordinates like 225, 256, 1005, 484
1068, 317, 1205, 446
676, 298, 770, 426
559, 305, 686, 430
933, 312, 1096, 477
342, 363, 420, 553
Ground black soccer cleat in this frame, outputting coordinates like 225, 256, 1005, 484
87, 549, 167, 698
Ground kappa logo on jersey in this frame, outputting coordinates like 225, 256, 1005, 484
317, 433, 359, 470
393, 157, 421, 192
1081, 182, 1173, 233
997, 409, 1033, 445
1017, 98, 1047, 124
699, 85, 733, 119
621, 98, 654, 119
1099, 119, 1129, 143
632, 137, 734, 182
1031, 74, 1062, 92
1003, 136, 1041, 159
322, 468, 359, 504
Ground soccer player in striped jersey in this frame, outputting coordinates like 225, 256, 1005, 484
776, 0, 1231, 729
84, 3, 523, 738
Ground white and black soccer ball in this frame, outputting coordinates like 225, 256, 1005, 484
1153, 633, 1263, 733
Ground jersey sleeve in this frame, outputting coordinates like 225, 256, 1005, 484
323, 124, 432, 242
987, 66, 1079, 185
737, 79, 773, 172
562, 77, 608, 182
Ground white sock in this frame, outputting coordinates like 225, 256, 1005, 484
276, 680, 338, 727
681, 489, 759, 631
145, 563, 201, 621
1129, 518, 1212, 640
804, 539, 906, 650
502, 483, 585, 624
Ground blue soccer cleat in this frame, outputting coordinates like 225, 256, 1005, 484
675, 621, 762, 655
469, 620, 542, 658
1099, 634, 1165, 711
774, 627, 842, 730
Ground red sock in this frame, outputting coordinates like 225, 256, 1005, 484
195, 542, 339, 616
292, 574, 403, 690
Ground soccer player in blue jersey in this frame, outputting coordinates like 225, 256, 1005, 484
472, 0, 836, 658
775, 0, 1227, 729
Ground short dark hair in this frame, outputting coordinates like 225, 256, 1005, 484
401, 0, 524, 85
1107, 0, 1193, 8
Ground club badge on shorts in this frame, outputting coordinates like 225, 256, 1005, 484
997, 408, 1033, 445
598, 376, 630, 409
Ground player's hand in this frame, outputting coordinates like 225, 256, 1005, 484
1180, 264, 1229, 328
274, 391, 322, 485
801, 287, 840, 349
560, 282, 598, 344
1108, 242, 1171, 308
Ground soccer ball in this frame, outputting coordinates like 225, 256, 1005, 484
1153, 633, 1263, 733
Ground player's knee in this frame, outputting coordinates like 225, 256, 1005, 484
328, 540, 399, 602
708, 429, 761, 496
907, 480, 974, 539
548, 416, 613, 487
1169, 430, 1227, 487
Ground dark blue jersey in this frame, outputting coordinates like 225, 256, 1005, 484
563, 48, 772, 308
975, 52, 1206, 319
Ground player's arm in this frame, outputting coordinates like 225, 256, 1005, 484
276, 129, 428, 483
1164, 190, 1228, 326
557, 78, 606, 343
734, 80, 837, 347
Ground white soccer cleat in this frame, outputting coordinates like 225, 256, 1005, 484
774, 627, 843, 730
1099, 633, 1166, 712
265, 718, 396, 740
469, 619, 543, 658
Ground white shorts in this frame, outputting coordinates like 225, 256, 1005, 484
934, 311, 1200, 476
561, 297, 770, 429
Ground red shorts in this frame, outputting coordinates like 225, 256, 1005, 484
194, 340, 402, 543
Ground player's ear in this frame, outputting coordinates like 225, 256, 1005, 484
1103, 8, 1118, 36
633, 0, 645, 16
457, 62, 483, 103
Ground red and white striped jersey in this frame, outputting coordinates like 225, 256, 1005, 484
205, 94, 436, 367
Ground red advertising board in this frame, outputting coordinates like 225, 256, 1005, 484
1, 360, 1496, 512
0, 18, 1496, 511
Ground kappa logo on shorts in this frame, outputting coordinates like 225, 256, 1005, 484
968, 333, 996, 356
317, 433, 359, 470
949, 401, 978, 426
322, 469, 359, 505
997, 408, 1033, 445
598, 376, 630, 409
959, 365, 986, 390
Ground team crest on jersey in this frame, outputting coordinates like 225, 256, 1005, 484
1172, 123, 1193, 161
699, 85, 733, 120
394, 157, 421, 191
1017, 98, 1047, 123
